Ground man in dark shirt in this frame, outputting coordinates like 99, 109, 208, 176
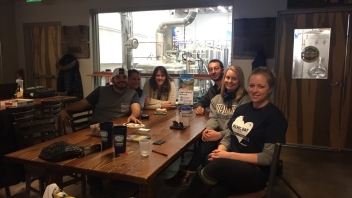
194, 59, 224, 115
61, 67, 141, 124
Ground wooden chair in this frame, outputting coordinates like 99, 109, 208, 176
35, 98, 63, 119
66, 107, 94, 134
4, 104, 37, 197
13, 117, 57, 198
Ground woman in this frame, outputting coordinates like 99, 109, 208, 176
164, 65, 250, 188
184, 67, 287, 197
143, 66, 176, 109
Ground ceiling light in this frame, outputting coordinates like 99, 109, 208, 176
217, 6, 227, 13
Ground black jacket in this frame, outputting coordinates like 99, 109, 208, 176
194, 84, 220, 108
56, 55, 83, 100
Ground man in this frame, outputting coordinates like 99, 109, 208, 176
194, 59, 224, 115
128, 69, 145, 109
61, 67, 141, 124
60, 67, 141, 197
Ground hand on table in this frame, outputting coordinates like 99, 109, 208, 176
195, 106, 204, 115
161, 101, 173, 109
127, 116, 142, 124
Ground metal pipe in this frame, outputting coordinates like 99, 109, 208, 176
121, 12, 134, 69
156, 9, 198, 60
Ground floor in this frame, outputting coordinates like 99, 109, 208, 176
1, 145, 352, 198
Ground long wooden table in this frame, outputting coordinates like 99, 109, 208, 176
5, 109, 209, 198
0, 95, 77, 111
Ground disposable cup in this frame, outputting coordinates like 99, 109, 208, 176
139, 138, 150, 156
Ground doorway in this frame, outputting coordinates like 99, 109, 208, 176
275, 11, 352, 150
23, 22, 61, 89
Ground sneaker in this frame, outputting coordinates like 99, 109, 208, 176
164, 165, 195, 188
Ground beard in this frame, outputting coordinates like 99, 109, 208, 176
113, 81, 127, 90
211, 72, 223, 82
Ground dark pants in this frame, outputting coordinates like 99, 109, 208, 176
187, 139, 220, 171
201, 158, 268, 197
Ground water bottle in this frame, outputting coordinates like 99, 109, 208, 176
16, 78, 24, 98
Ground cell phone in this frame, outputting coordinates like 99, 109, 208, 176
153, 140, 165, 145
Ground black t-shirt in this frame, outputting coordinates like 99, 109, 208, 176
227, 102, 287, 154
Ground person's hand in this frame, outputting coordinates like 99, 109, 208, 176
145, 97, 151, 106
127, 116, 142, 124
195, 106, 204, 115
208, 149, 230, 161
161, 101, 173, 109
60, 109, 72, 123
202, 129, 222, 142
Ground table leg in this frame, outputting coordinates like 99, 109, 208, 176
45, 170, 63, 187
138, 180, 157, 198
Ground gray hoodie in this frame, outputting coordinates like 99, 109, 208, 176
207, 94, 251, 137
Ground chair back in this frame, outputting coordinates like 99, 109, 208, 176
14, 117, 57, 149
266, 143, 282, 198
36, 98, 63, 119
67, 107, 94, 133
6, 104, 36, 124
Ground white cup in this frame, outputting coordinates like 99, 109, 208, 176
181, 110, 191, 127
139, 138, 151, 156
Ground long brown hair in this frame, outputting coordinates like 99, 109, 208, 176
149, 66, 173, 98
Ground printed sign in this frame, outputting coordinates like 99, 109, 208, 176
178, 74, 194, 105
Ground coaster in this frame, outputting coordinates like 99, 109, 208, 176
170, 125, 187, 130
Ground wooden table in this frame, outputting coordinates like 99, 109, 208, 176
0, 95, 77, 111
5, 109, 209, 198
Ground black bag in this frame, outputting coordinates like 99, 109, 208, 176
24, 88, 56, 98
39, 140, 101, 162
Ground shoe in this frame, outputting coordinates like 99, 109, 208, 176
164, 165, 195, 188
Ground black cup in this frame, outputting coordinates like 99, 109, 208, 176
113, 125, 127, 155
100, 122, 113, 151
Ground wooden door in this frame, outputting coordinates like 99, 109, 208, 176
23, 22, 61, 89
275, 11, 352, 149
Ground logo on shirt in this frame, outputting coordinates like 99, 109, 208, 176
216, 104, 237, 119
231, 116, 253, 143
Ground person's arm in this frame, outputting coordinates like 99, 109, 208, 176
194, 88, 212, 109
144, 81, 175, 109
61, 99, 92, 122
127, 92, 142, 123
167, 81, 176, 103
206, 96, 219, 130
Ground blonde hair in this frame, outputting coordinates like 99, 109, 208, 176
220, 65, 248, 101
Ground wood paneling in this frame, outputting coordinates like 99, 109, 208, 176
275, 11, 352, 149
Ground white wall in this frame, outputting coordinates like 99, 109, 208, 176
14, 0, 287, 96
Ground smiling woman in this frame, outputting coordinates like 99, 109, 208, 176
142, 66, 176, 109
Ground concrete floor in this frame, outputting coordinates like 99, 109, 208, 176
1, 146, 352, 198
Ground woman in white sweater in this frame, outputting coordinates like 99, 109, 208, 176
143, 66, 176, 109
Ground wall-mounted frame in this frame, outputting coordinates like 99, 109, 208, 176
232, 17, 276, 59
292, 28, 331, 79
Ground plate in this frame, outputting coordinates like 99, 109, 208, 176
123, 123, 145, 128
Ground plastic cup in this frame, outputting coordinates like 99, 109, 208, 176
100, 122, 113, 151
139, 138, 150, 156
180, 105, 192, 127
